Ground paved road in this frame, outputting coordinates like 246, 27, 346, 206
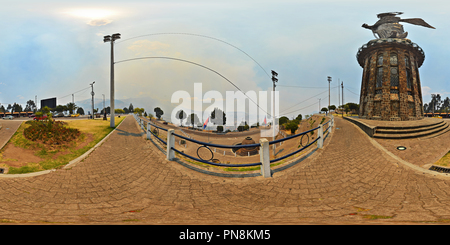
1, 115, 450, 224
0, 120, 23, 151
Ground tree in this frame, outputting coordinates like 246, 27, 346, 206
154, 107, 164, 119
6, 104, 11, 113
123, 107, 129, 114
115, 108, 125, 114
42, 106, 51, 118
66, 102, 77, 114
279, 116, 289, 125
186, 113, 200, 128
285, 120, 299, 134
0, 105, 5, 113
12, 103, 22, 113
328, 105, 336, 111
101, 106, 111, 115
295, 114, 302, 122
134, 108, 145, 116
321, 107, 328, 113
210, 107, 226, 125
76, 107, 85, 115
175, 109, 187, 126
128, 103, 134, 113
25, 100, 36, 112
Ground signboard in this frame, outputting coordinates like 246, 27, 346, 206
41, 97, 56, 109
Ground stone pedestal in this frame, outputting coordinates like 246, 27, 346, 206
356, 38, 425, 121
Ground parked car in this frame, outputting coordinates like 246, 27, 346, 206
54, 113, 65, 118
28, 114, 35, 118
33, 115, 48, 121
71, 113, 80, 117
2, 115, 13, 120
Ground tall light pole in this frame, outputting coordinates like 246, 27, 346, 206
318, 98, 321, 113
271, 70, 278, 156
90, 81, 95, 119
341, 81, 344, 117
327, 76, 331, 113
104, 33, 121, 127
103, 94, 106, 120
338, 78, 340, 114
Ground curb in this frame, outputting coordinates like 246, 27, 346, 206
0, 116, 127, 178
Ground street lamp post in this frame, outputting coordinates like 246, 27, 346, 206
327, 76, 331, 114
90, 81, 95, 119
271, 70, 278, 156
104, 33, 121, 127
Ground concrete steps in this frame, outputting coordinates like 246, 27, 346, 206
373, 120, 450, 139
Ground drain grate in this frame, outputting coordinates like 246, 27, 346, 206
429, 165, 450, 173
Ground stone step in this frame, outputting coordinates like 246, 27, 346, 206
376, 120, 444, 130
375, 120, 446, 134
373, 121, 449, 139
420, 124, 450, 139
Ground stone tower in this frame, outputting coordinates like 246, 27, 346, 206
357, 12, 434, 121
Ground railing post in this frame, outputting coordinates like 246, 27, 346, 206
167, 129, 175, 160
318, 124, 323, 149
147, 122, 151, 140
259, 138, 271, 178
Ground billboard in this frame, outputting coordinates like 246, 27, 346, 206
41, 97, 57, 109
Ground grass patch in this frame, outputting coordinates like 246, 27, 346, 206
4, 117, 125, 174
432, 150, 450, 167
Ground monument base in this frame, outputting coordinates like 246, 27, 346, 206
344, 116, 449, 139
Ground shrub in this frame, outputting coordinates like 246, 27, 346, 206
23, 120, 80, 145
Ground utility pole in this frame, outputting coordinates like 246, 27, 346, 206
341, 81, 344, 117
103, 94, 106, 120
104, 33, 121, 127
338, 78, 340, 114
318, 98, 321, 113
271, 70, 278, 157
90, 81, 95, 119
327, 76, 331, 113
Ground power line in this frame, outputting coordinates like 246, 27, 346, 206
277, 85, 329, 89
116, 32, 272, 78
281, 95, 330, 116
279, 86, 339, 114
115, 56, 272, 117
345, 88, 359, 96
57, 86, 91, 100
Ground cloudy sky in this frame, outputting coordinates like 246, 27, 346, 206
0, 0, 448, 125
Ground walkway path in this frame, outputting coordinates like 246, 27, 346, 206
1, 115, 450, 224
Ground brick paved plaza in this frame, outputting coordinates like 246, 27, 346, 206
1, 115, 450, 224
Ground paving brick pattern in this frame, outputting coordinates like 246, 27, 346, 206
1, 115, 450, 224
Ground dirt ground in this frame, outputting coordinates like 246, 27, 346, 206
144, 114, 331, 170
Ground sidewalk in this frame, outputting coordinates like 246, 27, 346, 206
0, 116, 450, 224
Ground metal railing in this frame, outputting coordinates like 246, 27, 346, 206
133, 114, 334, 178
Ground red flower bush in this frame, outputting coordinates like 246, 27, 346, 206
24, 120, 80, 145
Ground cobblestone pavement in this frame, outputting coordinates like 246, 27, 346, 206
2, 115, 450, 225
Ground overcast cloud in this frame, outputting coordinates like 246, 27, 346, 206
0, 0, 448, 124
